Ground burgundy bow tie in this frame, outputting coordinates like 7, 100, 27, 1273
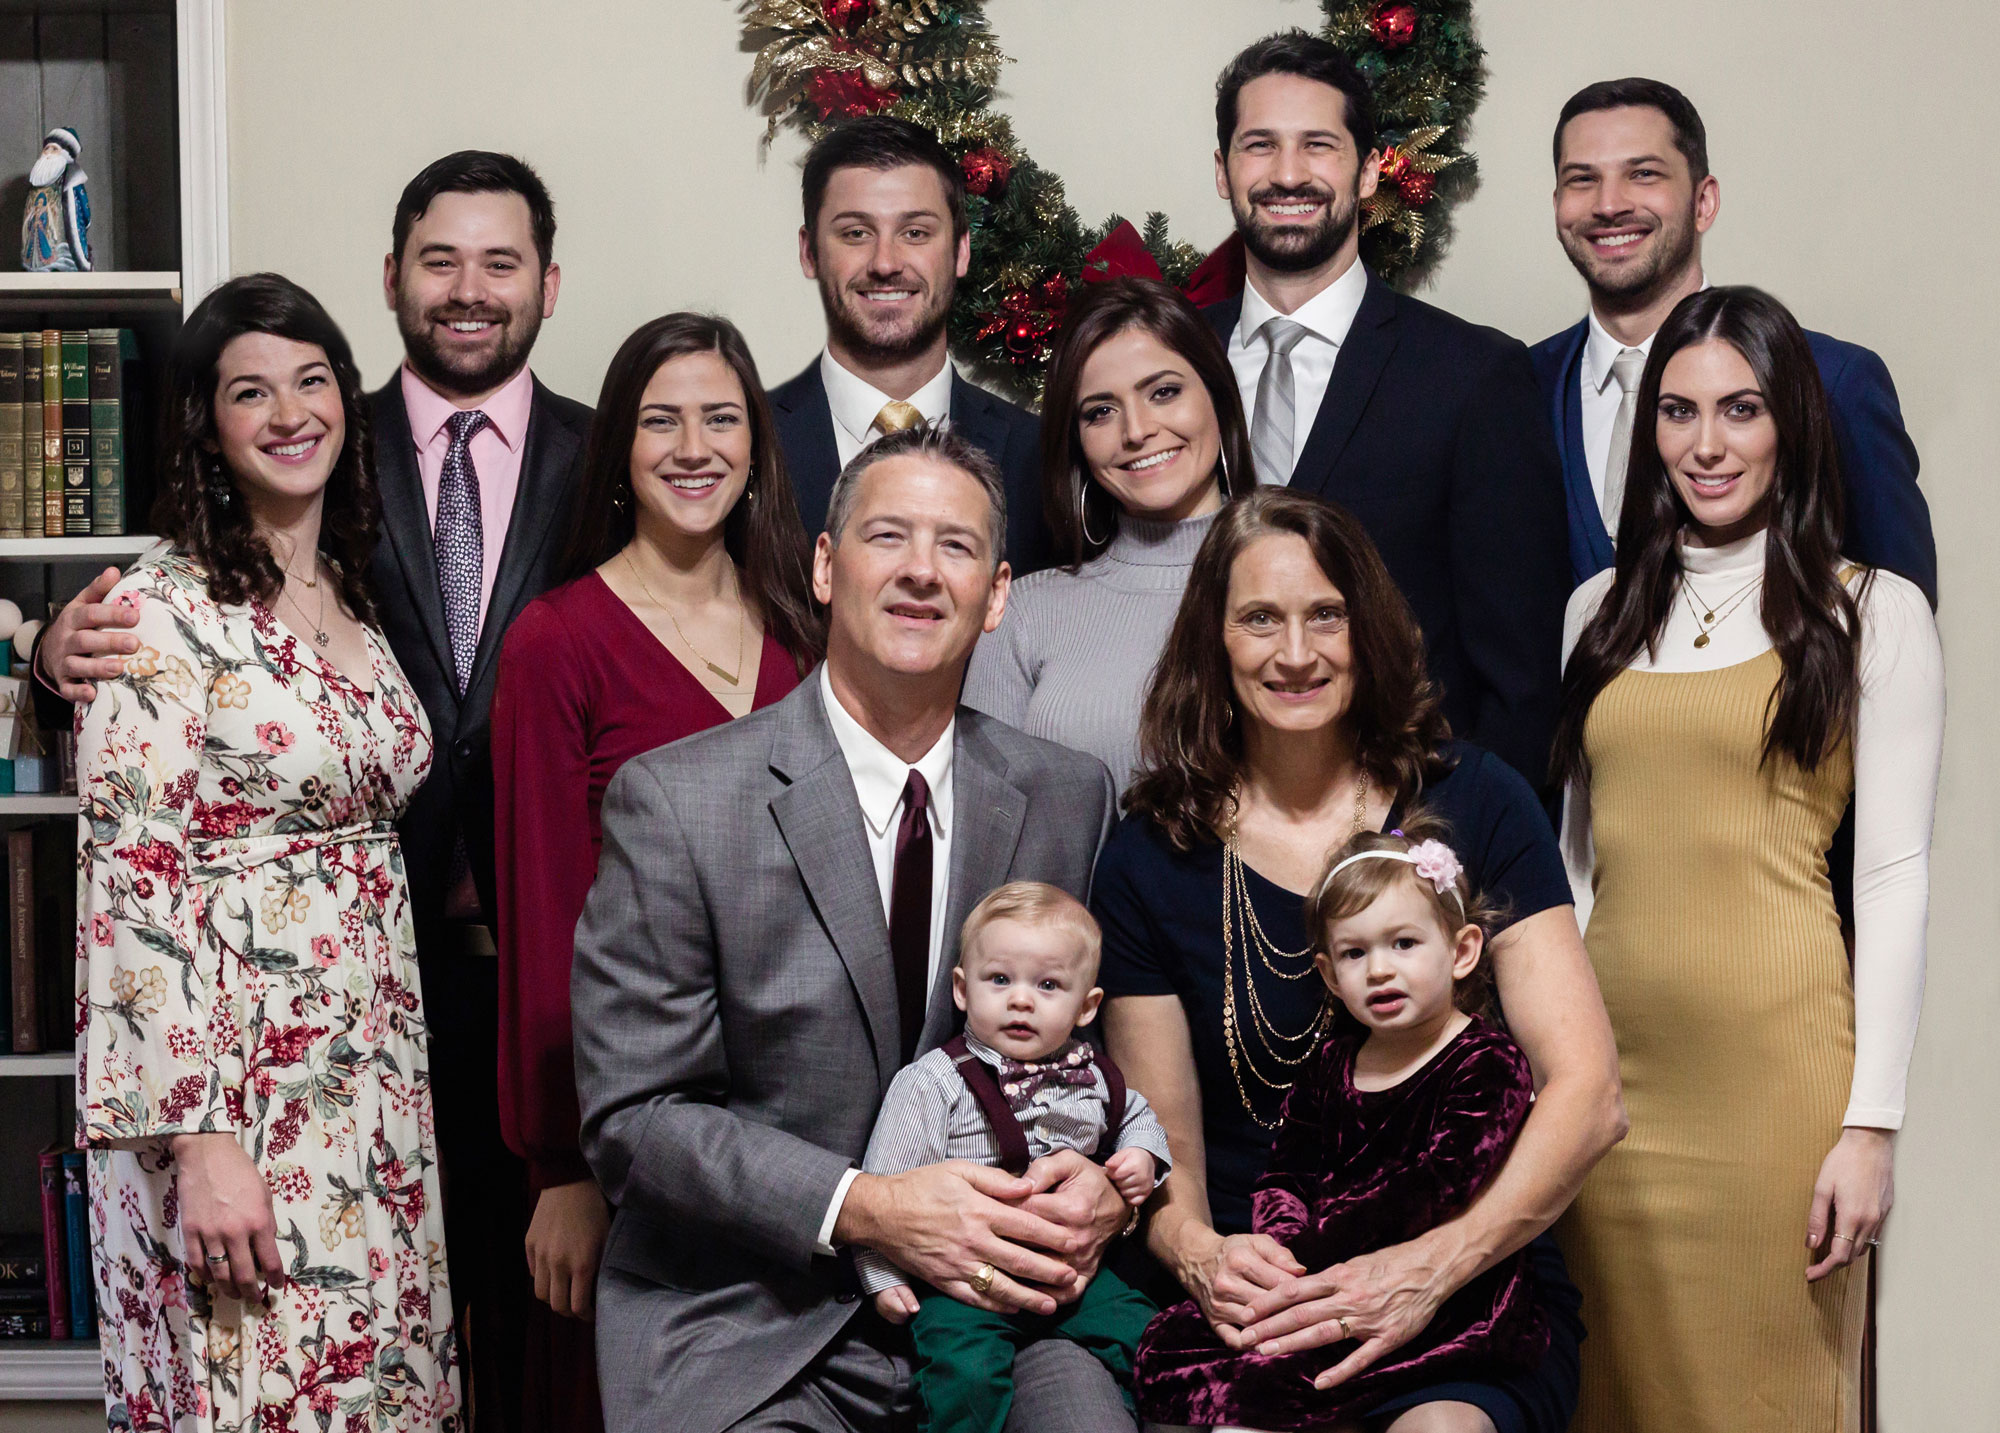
996, 1042, 1097, 1112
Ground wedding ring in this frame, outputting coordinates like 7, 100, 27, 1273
1333, 1316, 1349, 1341
969, 1261, 995, 1295
205, 1254, 229, 1264
1867, 1238, 1882, 1248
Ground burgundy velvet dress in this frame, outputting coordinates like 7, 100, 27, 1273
1136, 1019, 1548, 1430
490, 571, 800, 1433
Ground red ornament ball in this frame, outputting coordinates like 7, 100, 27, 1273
805, 68, 897, 120
822, 0, 875, 32
1397, 169, 1437, 207
961, 147, 1014, 197
1005, 319, 1040, 358
1370, 2, 1419, 50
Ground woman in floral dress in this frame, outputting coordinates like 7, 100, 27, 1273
77, 273, 460, 1432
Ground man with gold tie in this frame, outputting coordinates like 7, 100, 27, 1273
771, 117, 1054, 576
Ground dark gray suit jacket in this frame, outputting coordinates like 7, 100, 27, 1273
572, 672, 1115, 1433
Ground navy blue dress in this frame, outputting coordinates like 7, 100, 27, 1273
1094, 741, 1585, 1433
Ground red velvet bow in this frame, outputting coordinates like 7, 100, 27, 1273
1080, 220, 1246, 309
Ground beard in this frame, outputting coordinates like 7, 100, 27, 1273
28, 150, 68, 187
1558, 203, 1699, 305
395, 286, 542, 399
817, 266, 953, 368
1232, 182, 1360, 274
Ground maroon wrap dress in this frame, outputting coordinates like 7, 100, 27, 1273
490, 570, 799, 1433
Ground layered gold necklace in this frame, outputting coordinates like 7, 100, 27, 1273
1219, 770, 1370, 1128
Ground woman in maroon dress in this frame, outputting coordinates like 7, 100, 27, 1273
490, 313, 821, 1431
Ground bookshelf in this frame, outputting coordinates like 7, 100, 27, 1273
0, 0, 226, 1406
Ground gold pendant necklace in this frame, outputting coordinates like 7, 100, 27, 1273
626, 550, 747, 688
282, 562, 330, 646
1218, 771, 1371, 1128
1680, 572, 1762, 649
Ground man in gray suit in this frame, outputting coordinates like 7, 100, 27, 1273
572, 426, 1134, 1432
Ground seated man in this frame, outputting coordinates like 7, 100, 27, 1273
571, 426, 1133, 1433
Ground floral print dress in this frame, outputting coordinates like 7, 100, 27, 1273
77, 547, 460, 1433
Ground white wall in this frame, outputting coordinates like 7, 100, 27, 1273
220, 2, 1999, 1428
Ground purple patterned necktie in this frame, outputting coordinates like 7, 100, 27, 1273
435, 408, 489, 695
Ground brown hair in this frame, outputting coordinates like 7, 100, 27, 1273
151, 273, 379, 626
556, 312, 821, 673
1551, 286, 1870, 786
1124, 489, 1451, 850
958, 881, 1102, 981
1305, 812, 1501, 1019
1038, 277, 1257, 568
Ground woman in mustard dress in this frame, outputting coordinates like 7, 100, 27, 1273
1552, 287, 1941, 1432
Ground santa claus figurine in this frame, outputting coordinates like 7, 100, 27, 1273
21, 127, 92, 272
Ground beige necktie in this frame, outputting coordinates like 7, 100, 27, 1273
873, 400, 925, 436
1600, 346, 1649, 539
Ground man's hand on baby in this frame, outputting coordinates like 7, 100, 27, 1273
1103, 1148, 1158, 1207
872, 1285, 921, 1325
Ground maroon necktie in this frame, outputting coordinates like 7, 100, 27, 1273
889, 770, 933, 1064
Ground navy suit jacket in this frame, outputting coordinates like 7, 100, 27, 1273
1207, 277, 1570, 789
769, 360, 1053, 577
1530, 317, 1937, 605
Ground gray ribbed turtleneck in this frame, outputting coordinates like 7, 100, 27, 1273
963, 509, 1217, 794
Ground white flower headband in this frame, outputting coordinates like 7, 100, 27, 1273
1326, 836, 1466, 914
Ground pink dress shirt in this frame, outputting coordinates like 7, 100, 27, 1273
398, 361, 536, 637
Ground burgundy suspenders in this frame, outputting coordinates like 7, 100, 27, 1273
939, 1035, 1130, 1176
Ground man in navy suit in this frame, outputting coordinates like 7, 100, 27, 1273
771, 117, 1052, 576
1534, 77, 1937, 603
1203, 32, 1569, 789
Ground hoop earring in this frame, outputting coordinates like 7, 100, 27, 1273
1075, 475, 1111, 549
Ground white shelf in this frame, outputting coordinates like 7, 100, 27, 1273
0, 1343, 100, 1401
0, 1052, 71, 1078
0, 271, 180, 299
0, 536, 158, 562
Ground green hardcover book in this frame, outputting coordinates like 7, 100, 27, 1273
0, 335, 22, 540
40, 332, 62, 537
88, 329, 137, 536
60, 332, 90, 537
22, 336, 41, 536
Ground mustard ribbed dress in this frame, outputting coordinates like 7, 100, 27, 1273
1560, 649, 1866, 1433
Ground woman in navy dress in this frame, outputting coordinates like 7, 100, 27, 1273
1097, 490, 1626, 1433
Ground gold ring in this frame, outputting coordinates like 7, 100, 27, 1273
969, 1262, 995, 1295
1333, 1316, 1349, 1341
1831, 1233, 1856, 1244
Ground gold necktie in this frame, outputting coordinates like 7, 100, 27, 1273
873, 400, 926, 435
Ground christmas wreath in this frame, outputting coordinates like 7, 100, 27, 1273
746, 0, 1484, 399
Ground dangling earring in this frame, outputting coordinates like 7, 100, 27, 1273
745, 464, 758, 505
1218, 449, 1234, 499
206, 454, 233, 508
612, 481, 631, 515
1075, 474, 1111, 548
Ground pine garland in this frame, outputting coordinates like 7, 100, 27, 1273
747, 0, 1484, 400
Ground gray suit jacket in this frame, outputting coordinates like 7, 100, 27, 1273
572, 671, 1117, 1433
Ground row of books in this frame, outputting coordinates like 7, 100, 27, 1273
0, 328, 141, 539
5, 823, 78, 1055
0, 1151, 96, 1340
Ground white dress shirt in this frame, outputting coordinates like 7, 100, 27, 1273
1579, 275, 1710, 511
819, 348, 956, 467
1227, 257, 1370, 481
814, 663, 957, 1251
1560, 532, 1943, 1128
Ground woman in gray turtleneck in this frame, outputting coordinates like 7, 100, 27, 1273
965, 278, 1258, 792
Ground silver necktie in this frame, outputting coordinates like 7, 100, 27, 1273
1600, 347, 1648, 539
1251, 317, 1311, 485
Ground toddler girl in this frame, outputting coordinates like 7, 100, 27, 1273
1137, 822, 1548, 1432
